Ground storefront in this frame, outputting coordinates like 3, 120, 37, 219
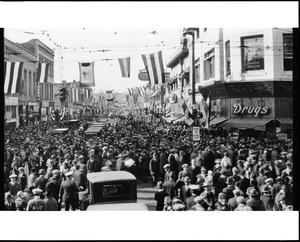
28, 102, 40, 126
5, 96, 19, 130
199, 81, 293, 138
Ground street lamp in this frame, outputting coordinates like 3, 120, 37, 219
183, 28, 197, 125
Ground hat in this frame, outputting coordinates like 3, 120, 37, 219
194, 196, 205, 204
182, 164, 188, 169
218, 193, 226, 200
173, 203, 186, 211
276, 177, 285, 183
189, 184, 200, 191
226, 176, 235, 184
220, 169, 227, 175
172, 198, 183, 204
18, 167, 24, 171
248, 188, 259, 196
9, 174, 17, 179
215, 164, 221, 169
163, 164, 170, 169
265, 178, 274, 184
202, 181, 210, 187
183, 176, 191, 182
52, 169, 60, 176
32, 188, 43, 195
78, 155, 84, 159
65, 171, 73, 177
5, 192, 12, 199
214, 159, 221, 164
201, 166, 207, 171
286, 161, 292, 166
38, 169, 45, 175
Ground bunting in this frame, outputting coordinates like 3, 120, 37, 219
37, 63, 50, 83
4, 62, 24, 94
141, 50, 165, 86
78, 62, 95, 86
118, 56, 130, 77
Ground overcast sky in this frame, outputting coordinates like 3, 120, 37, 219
4, 28, 183, 92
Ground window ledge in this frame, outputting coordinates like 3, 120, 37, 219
240, 70, 267, 77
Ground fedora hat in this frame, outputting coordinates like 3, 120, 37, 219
248, 188, 259, 196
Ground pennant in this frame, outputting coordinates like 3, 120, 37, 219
141, 50, 165, 86
4, 62, 24, 94
85, 89, 90, 99
118, 56, 130, 77
78, 62, 95, 86
37, 63, 49, 83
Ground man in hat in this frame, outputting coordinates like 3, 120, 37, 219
260, 185, 275, 211
177, 164, 192, 182
168, 148, 179, 177
215, 169, 227, 195
199, 181, 215, 210
163, 164, 172, 182
149, 152, 161, 187
185, 184, 200, 210
87, 153, 101, 173
43, 190, 58, 211
45, 169, 62, 207
222, 176, 235, 200
227, 190, 244, 211
221, 152, 232, 169
177, 176, 192, 204
60, 171, 79, 211
246, 187, 266, 211
11, 156, 22, 176
154, 181, 168, 211
159, 147, 168, 178
34, 169, 48, 192
214, 192, 229, 211
234, 196, 253, 211
4, 192, 16, 211
190, 195, 206, 211
26, 188, 46, 211
27, 168, 37, 189
8, 174, 21, 199
188, 158, 201, 185
140, 149, 151, 183
17, 167, 27, 191
163, 171, 177, 199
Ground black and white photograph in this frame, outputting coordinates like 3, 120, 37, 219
0, 1, 299, 241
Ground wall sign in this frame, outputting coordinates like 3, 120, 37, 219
232, 104, 268, 117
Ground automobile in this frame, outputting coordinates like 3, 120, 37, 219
84, 126, 103, 136
83, 171, 149, 211
51, 128, 69, 135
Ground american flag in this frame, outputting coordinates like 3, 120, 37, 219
118, 56, 130, 78
4, 62, 24, 94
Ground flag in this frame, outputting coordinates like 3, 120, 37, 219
37, 63, 49, 83
71, 88, 80, 102
85, 89, 91, 99
106, 90, 113, 102
4, 62, 24, 94
118, 56, 130, 77
78, 62, 95, 86
141, 50, 165, 86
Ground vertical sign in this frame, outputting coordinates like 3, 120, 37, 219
193, 126, 200, 141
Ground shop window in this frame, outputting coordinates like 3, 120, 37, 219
204, 48, 215, 80
241, 35, 264, 72
11, 106, 16, 118
225, 40, 231, 76
283, 33, 293, 71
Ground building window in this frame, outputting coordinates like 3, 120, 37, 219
241, 35, 264, 72
11, 106, 16, 118
45, 83, 48, 100
225, 40, 231, 76
283, 33, 293, 71
33, 73, 36, 95
29, 71, 32, 95
204, 48, 215, 80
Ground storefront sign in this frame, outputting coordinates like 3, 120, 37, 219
42, 100, 49, 108
192, 127, 200, 141
138, 70, 150, 81
5, 97, 18, 106
276, 133, 287, 140
232, 104, 268, 117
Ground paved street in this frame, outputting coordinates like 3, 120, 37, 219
137, 181, 157, 211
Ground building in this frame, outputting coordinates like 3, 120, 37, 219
4, 38, 55, 128
195, 28, 293, 137
20, 39, 55, 123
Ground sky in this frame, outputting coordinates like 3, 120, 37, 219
4, 28, 183, 92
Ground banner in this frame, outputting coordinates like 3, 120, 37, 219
4, 62, 24, 94
193, 127, 200, 141
37, 63, 50, 83
78, 62, 95, 86
141, 50, 165, 86
118, 56, 130, 77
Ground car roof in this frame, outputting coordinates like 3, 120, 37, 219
51, 128, 69, 133
87, 171, 136, 183
86, 202, 148, 211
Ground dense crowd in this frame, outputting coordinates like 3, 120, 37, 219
4, 116, 293, 211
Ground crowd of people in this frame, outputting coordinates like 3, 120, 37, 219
4, 115, 293, 211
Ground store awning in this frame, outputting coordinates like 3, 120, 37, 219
222, 118, 273, 131
210, 117, 230, 126
276, 118, 293, 129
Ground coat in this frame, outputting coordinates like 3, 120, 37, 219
60, 179, 79, 203
154, 190, 168, 211
188, 166, 201, 184
163, 179, 177, 199
246, 198, 266, 211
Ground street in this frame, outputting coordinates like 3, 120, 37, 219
137, 181, 157, 211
